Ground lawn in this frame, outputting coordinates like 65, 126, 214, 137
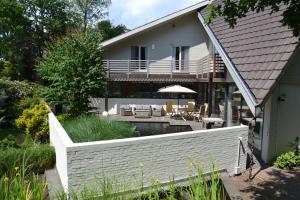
61, 115, 135, 143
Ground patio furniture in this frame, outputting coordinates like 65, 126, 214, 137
120, 105, 133, 116
202, 117, 224, 129
89, 98, 103, 115
219, 104, 225, 119
166, 100, 176, 117
193, 105, 207, 122
158, 85, 196, 111
135, 105, 151, 118
152, 105, 164, 117
232, 105, 239, 122
182, 102, 195, 120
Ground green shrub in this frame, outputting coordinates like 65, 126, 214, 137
0, 135, 18, 149
56, 113, 72, 123
0, 145, 55, 177
14, 97, 41, 117
0, 60, 20, 80
0, 79, 43, 126
0, 89, 8, 126
62, 115, 135, 143
15, 100, 50, 143
273, 151, 300, 170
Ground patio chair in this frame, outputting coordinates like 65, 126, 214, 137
135, 105, 151, 118
89, 98, 103, 115
219, 104, 225, 119
193, 105, 207, 122
232, 105, 239, 122
166, 100, 175, 117
152, 105, 164, 117
184, 102, 195, 119
120, 105, 133, 116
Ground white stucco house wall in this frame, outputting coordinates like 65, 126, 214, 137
99, 0, 300, 164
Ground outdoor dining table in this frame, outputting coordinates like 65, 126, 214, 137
202, 117, 224, 129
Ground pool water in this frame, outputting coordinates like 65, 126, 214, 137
130, 122, 193, 137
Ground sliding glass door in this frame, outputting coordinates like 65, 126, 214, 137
172, 46, 189, 71
131, 46, 147, 71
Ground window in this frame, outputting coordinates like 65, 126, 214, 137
131, 46, 147, 70
172, 46, 189, 71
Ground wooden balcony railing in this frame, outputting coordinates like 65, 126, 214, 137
103, 55, 225, 79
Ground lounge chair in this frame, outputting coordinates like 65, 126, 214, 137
193, 105, 207, 122
120, 105, 133, 116
166, 100, 175, 117
184, 102, 195, 119
152, 105, 163, 117
135, 105, 151, 118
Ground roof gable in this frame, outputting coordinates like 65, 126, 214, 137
200, 0, 299, 106
101, 1, 209, 47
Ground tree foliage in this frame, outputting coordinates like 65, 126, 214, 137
0, 89, 8, 126
97, 20, 128, 41
73, 0, 111, 31
37, 30, 106, 116
206, 0, 300, 37
0, 0, 80, 80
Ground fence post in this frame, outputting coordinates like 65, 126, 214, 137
170, 60, 173, 78
147, 60, 150, 78
127, 60, 130, 78
107, 60, 110, 79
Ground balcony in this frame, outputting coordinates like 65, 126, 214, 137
103, 54, 225, 82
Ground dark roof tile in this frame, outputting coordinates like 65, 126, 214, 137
200, 0, 299, 104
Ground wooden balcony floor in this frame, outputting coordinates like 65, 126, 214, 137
108, 73, 211, 82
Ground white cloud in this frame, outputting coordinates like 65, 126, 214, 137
108, 0, 203, 29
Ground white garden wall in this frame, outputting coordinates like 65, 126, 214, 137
91, 98, 195, 115
49, 113, 73, 192
49, 113, 248, 193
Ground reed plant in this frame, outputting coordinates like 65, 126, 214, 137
0, 152, 48, 200
61, 115, 135, 143
56, 163, 227, 200
0, 144, 55, 176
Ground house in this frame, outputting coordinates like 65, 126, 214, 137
100, 0, 299, 164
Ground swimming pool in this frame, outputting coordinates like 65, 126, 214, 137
130, 122, 193, 137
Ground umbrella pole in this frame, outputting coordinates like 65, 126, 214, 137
178, 94, 180, 111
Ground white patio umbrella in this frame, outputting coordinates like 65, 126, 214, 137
158, 85, 196, 109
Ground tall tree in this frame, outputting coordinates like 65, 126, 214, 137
21, 0, 80, 58
207, 0, 300, 37
0, 0, 80, 81
97, 20, 128, 41
73, 0, 111, 31
0, 0, 30, 75
37, 30, 106, 116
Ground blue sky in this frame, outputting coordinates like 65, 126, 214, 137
107, 0, 203, 29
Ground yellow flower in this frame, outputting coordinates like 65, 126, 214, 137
188, 161, 193, 168
16, 172, 20, 177
3, 176, 9, 182
15, 167, 19, 171
139, 162, 144, 168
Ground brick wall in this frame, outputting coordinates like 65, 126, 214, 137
49, 113, 248, 192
